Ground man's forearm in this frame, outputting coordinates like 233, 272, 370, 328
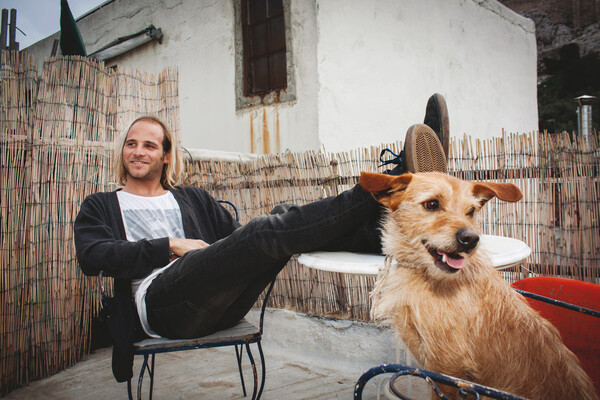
168, 238, 209, 258
76, 231, 171, 279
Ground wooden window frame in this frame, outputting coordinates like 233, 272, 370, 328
241, 0, 287, 96
234, 0, 296, 110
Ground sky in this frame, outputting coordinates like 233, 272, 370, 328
0, 0, 107, 49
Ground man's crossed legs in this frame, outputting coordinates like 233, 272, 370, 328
145, 94, 450, 339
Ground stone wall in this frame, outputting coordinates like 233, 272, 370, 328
499, 0, 600, 28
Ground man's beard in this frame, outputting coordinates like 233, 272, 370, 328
124, 159, 165, 183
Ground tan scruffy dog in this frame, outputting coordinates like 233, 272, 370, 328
360, 171, 598, 400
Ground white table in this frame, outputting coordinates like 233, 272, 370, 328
297, 235, 531, 275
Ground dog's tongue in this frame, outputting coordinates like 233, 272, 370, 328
439, 251, 464, 269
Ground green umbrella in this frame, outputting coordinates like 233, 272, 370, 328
60, 0, 87, 56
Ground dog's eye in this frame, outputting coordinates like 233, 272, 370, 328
423, 200, 440, 211
467, 207, 476, 217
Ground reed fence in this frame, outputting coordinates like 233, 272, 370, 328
1, 51, 179, 394
1, 51, 599, 394
186, 132, 600, 321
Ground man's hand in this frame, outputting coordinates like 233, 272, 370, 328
169, 238, 209, 260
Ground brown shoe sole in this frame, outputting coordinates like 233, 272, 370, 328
424, 93, 450, 160
403, 124, 448, 173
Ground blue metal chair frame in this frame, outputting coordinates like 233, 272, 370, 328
354, 288, 600, 400
354, 364, 528, 400
514, 289, 600, 318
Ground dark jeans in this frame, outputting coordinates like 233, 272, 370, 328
145, 184, 383, 339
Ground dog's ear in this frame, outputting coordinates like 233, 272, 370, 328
359, 172, 412, 210
472, 181, 523, 206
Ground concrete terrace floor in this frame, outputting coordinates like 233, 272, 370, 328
4, 346, 375, 399
3, 309, 404, 400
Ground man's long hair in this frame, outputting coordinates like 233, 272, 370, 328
115, 115, 184, 189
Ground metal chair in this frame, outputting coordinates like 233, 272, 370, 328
98, 200, 275, 400
126, 279, 275, 400
512, 276, 600, 394
354, 364, 528, 400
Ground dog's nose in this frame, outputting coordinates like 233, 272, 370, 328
456, 228, 479, 252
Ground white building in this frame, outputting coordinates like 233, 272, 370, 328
26, 0, 538, 154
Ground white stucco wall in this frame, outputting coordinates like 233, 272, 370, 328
25, 0, 537, 154
316, 0, 538, 151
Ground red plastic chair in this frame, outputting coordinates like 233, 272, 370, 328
511, 276, 600, 394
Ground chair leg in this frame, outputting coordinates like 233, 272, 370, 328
137, 354, 155, 400
127, 379, 133, 400
244, 343, 258, 400
149, 354, 155, 400
137, 355, 147, 400
256, 341, 266, 400
235, 344, 247, 397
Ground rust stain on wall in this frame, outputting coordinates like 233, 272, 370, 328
262, 108, 270, 154
249, 112, 255, 153
276, 109, 281, 153
249, 107, 281, 154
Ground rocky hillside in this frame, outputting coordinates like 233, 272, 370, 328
498, 0, 599, 133
524, 9, 600, 80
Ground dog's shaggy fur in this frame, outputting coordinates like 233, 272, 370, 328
360, 171, 597, 400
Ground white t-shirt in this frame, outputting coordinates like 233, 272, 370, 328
117, 190, 184, 338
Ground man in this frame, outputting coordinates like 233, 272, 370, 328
74, 94, 450, 382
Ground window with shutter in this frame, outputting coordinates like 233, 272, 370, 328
235, 0, 296, 109
242, 0, 287, 95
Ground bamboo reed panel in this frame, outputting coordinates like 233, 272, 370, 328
1, 51, 180, 395
2, 49, 599, 394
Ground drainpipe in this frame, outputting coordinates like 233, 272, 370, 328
88, 26, 163, 61
574, 95, 596, 137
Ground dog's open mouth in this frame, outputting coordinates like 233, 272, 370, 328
424, 243, 464, 273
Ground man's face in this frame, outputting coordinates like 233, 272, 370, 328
122, 120, 169, 184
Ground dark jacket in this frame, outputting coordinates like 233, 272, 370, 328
74, 186, 240, 382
